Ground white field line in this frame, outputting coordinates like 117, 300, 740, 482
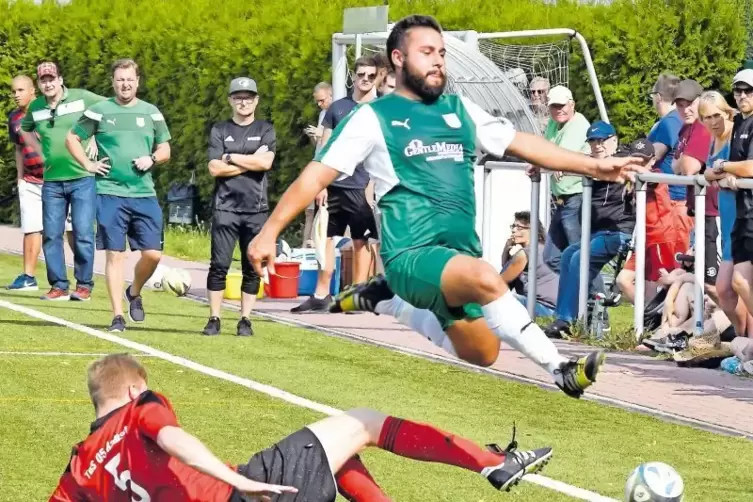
0, 351, 155, 357
0, 298, 619, 502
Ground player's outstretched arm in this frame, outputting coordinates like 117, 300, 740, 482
247, 161, 341, 275
507, 131, 641, 182
156, 426, 298, 499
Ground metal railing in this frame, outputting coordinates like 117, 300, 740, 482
480, 161, 753, 340
483, 161, 595, 321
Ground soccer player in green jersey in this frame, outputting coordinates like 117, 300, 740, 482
248, 15, 644, 399
66, 59, 171, 333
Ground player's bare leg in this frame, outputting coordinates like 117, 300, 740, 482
105, 251, 127, 331
307, 408, 552, 496
352, 239, 372, 283
331, 262, 606, 398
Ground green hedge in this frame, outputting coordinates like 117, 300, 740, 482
0, 0, 749, 238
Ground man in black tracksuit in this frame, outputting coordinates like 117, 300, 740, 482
203, 77, 276, 336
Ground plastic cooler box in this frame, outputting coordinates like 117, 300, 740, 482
292, 248, 341, 296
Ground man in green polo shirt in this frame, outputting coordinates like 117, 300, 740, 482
21, 62, 104, 302
66, 58, 171, 333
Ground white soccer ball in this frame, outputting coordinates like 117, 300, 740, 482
162, 268, 192, 297
144, 264, 168, 290
625, 462, 684, 502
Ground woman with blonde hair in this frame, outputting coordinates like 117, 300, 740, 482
701, 90, 753, 337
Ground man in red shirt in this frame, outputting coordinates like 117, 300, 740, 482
671, 79, 717, 297
50, 354, 552, 502
7, 75, 45, 291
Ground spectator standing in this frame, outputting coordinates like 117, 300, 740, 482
528, 77, 550, 134
6, 75, 44, 291
20, 62, 104, 301
500, 211, 558, 317
617, 74, 690, 303
66, 58, 171, 333
291, 55, 379, 313
671, 79, 717, 296
303, 82, 333, 247
701, 90, 753, 336
379, 71, 396, 96
541, 85, 591, 273
708, 70, 753, 327
201, 77, 276, 337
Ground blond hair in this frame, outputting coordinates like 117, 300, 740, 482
698, 90, 736, 122
87, 354, 147, 410
111, 58, 140, 77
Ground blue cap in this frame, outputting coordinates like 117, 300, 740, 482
586, 120, 616, 140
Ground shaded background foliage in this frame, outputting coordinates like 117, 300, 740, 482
0, 0, 749, 236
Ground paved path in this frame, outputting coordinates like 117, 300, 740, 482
2, 225, 752, 438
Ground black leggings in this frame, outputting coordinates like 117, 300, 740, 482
207, 210, 267, 295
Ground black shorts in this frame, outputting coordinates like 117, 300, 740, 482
704, 216, 720, 285
732, 232, 753, 265
230, 427, 336, 502
325, 186, 377, 241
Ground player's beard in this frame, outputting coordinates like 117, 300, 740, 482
402, 57, 446, 103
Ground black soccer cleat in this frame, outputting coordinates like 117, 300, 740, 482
329, 274, 394, 314
236, 317, 254, 337
202, 317, 221, 336
124, 286, 145, 323
482, 425, 553, 492
553, 350, 606, 399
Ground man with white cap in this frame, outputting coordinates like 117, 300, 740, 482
707, 69, 753, 322
541, 85, 591, 274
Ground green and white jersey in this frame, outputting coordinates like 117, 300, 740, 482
315, 93, 515, 265
73, 98, 171, 197
21, 87, 105, 181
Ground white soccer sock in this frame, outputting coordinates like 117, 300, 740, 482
376, 296, 458, 356
482, 291, 567, 375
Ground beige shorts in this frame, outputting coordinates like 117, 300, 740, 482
18, 180, 72, 234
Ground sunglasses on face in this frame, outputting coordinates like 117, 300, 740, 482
733, 86, 753, 97
355, 71, 377, 82
531, 89, 547, 95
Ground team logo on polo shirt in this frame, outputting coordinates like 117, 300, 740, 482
136, 117, 145, 127
442, 113, 462, 128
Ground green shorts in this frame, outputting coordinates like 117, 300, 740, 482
384, 246, 484, 330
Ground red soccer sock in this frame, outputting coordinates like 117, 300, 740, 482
377, 416, 505, 473
335, 455, 392, 502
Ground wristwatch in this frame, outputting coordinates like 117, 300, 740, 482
150, 154, 158, 164
224, 153, 233, 165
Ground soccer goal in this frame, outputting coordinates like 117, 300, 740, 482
331, 23, 609, 276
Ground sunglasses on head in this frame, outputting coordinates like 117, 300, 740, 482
355, 71, 377, 82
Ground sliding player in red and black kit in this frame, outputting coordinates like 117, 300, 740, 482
49, 354, 552, 501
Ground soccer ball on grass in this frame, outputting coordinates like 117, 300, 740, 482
161, 268, 192, 297
625, 462, 684, 502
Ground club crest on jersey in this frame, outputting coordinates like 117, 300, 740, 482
136, 117, 145, 127
404, 139, 463, 162
442, 113, 462, 129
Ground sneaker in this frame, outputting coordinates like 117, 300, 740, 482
544, 319, 572, 339
652, 333, 691, 354
70, 286, 91, 302
40, 288, 70, 301
108, 315, 126, 333
6, 274, 38, 291
290, 295, 331, 313
553, 350, 606, 399
202, 317, 221, 336
482, 426, 553, 492
237, 317, 254, 337
124, 286, 145, 323
329, 274, 394, 314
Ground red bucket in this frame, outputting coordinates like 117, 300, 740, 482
267, 262, 301, 299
